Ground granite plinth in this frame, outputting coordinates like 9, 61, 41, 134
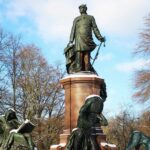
60, 73, 105, 130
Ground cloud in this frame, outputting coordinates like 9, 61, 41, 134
91, 0, 150, 35
2, 0, 77, 41
116, 59, 150, 73
1, 0, 150, 42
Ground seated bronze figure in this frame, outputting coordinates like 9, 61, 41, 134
0, 109, 35, 150
66, 95, 108, 150
125, 130, 150, 150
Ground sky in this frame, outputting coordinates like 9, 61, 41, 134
0, 0, 150, 117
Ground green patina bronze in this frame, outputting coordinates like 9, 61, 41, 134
0, 109, 35, 150
125, 131, 150, 150
66, 95, 108, 150
65, 4, 105, 74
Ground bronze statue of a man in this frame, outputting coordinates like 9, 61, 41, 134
65, 4, 105, 73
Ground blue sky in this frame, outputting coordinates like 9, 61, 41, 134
0, 0, 150, 117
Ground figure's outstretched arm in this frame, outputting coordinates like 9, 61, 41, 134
97, 113, 108, 126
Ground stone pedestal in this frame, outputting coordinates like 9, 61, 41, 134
91, 127, 107, 143
50, 73, 116, 150
60, 73, 105, 130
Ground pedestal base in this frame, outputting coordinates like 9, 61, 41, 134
50, 73, 117, 150
50, 130, 69, 150
50, 128, 117, 150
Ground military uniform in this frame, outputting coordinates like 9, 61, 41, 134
69, 13, 103, 71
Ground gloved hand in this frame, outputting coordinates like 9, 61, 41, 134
99, 36, 106, 43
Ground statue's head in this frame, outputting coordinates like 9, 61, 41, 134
79, 4, 87, 14
85, 95, 104, 114
4, 108, 18, 121
77, 95, 104, 129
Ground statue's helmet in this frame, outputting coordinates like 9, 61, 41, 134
79, 4, 87, 10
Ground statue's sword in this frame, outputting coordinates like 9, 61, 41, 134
92, 41, 105, 66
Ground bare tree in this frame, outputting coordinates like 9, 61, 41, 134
133, 14, 150, 105
136, 111, 150, 135
0, 28, 21, 113
17, 45, 65, 149
105, 108, 137, 150
0, 27, 22, 111
0, 28, 9, 112
7, 35, 21, 111
0, 27, 66, 149
105, 107, 150, 150
17, 45, 65, 119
